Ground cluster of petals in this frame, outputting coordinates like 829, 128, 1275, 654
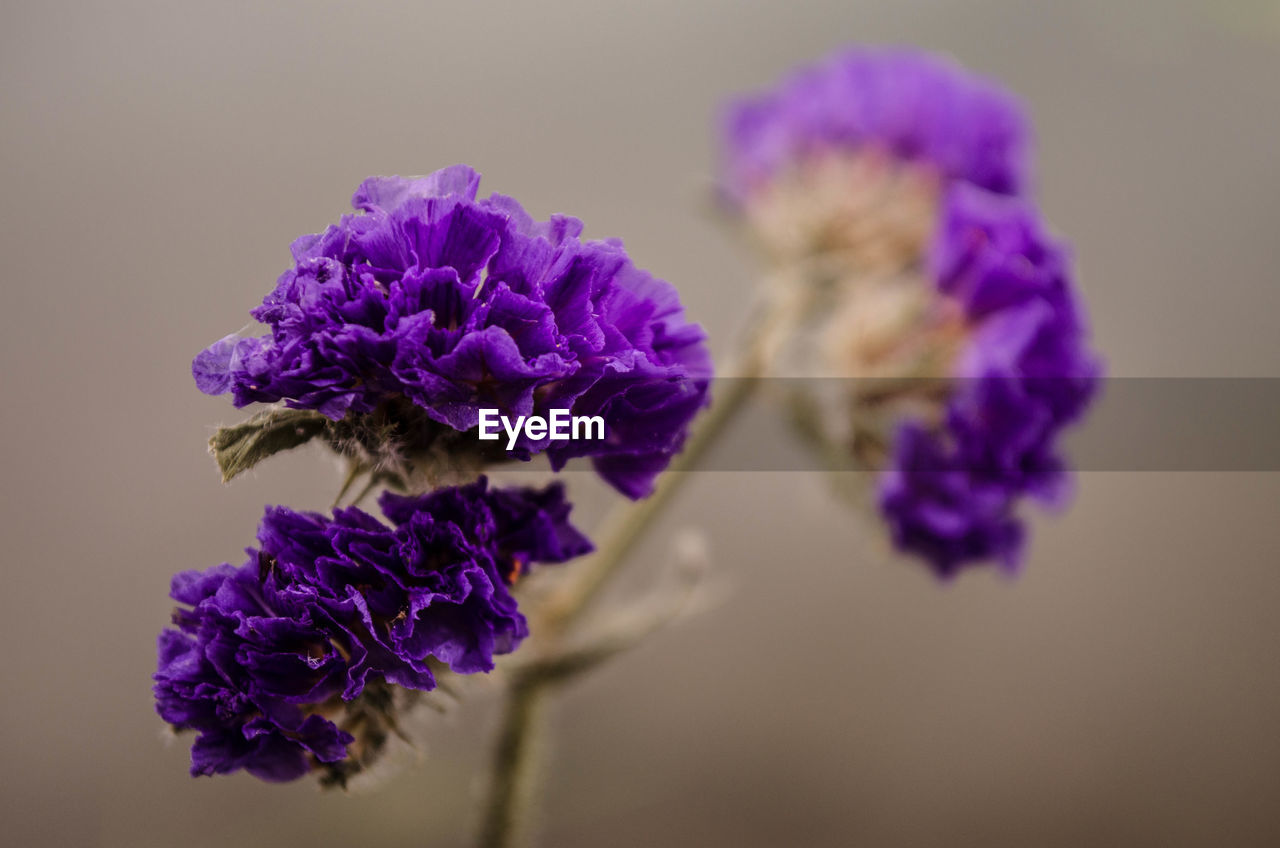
719, 47, 1030, 207
154, 479, 590, 781
194, 165, 711, 498
720, 46, 1099, 575
879, 186, 1099, 575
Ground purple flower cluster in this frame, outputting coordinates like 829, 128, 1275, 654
879, 186, 1099, 575
154, 479, 590, 781
193, 165, 711, 499
719, 47, 1030, 206
719, 46, 1099, 575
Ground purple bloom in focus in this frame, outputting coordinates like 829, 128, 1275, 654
878, 185, 1100, 576
718, 47, 1031, 206
154, 478, 590, 782
193, 166, 711, 499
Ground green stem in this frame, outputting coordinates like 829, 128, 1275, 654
543, 371, 759, 633
478, 677, 546, 848
476, 280, 818, 848
544, 281, 813, 634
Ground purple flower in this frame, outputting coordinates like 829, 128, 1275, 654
878, 185, 1100, 576
154, 478, 591, 783
718, 46, 1096, 576
718, 47, 1031, 207
194, 166, 711, 499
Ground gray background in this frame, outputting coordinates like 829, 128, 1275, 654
3, 1, 1279, 846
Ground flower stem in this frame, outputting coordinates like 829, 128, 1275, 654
478, 675, 546, 848
542, 372, 759, 634
476, 280, 816, 848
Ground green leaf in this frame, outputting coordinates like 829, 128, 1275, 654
208, 407, 331, 483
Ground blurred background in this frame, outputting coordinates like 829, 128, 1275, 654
3, 1, 1279, 845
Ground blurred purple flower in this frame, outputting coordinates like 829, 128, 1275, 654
154, 478, 590, 782
879, 185, 1100, 576
719, 45, 1097, 576
194, 166, 711, 498
718, 46, 1031, 207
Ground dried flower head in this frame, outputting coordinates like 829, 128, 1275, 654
154, 479, 590, 783
720, 47, 1030, 206
875, 185, 1100, 575
720, 48, 1029, 267
721, 47, 1099, 576
194, 166, 711, 498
